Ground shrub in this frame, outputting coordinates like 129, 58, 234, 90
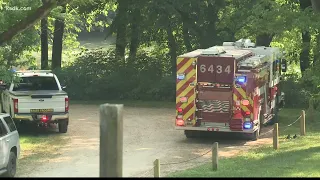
54, 48, 176, 101
281, 73, 310, 108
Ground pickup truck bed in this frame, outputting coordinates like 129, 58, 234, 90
0, 70, 69, 133
9, 90, 67, 114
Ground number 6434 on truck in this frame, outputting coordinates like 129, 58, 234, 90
175, 39, 287, 141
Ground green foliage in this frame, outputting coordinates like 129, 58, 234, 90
281, 61, 320, 110
281, 74, 310, 108
54, 48, 175, 101
1, 0, 320, 106
0, 68, 20, 84
0, 0, 40, 69
300, 63, 320, 110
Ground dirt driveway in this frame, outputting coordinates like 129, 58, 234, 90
17, 104, 273, 177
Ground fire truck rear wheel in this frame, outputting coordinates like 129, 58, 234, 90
246, 111, 262, 141
270, 104, 279, 124
247, 126, 260, 141
184, 130, 196, 138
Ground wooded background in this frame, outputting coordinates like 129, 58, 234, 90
0, 0, 320, 109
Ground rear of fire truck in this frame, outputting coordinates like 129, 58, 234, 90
175, 42, 286, 141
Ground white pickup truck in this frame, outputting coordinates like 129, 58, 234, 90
0, 70, 69, 133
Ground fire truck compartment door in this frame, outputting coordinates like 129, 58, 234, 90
197, 56, 235, 84
197, 88, 232, 123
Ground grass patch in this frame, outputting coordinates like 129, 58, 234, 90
70, 100, 175, 109
17, 130, 69, 176
168, 108, 320, 177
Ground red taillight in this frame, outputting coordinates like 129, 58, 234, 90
13, 99, 18, 113
245, 111, 251, 115
65, 98, 69, 112
41, 115, 48, 122
177, 108, 183, 113
176, 119, 185, 126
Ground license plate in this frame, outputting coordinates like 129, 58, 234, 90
30, 109, 53, 113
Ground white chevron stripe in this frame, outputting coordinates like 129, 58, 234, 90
201, 100, 231, 113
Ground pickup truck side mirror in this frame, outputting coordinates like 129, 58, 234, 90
281, 59, 287, 73
61, 85, 67, 90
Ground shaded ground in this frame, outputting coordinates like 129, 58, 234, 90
16, 104, 273, 177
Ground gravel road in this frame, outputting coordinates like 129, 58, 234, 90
17, 104, 273, 177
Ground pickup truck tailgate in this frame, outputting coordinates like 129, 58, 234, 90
12, 91, 67, 114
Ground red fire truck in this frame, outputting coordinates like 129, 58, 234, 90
175, 39, 287, 141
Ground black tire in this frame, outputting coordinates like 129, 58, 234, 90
58, 119, 68, 133
184, 130, 196, 139
245, 111, 262, 141
3, 152, 17, 177
246, 125, 260, 141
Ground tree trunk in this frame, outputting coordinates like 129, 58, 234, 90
311, 0, 320, 11
311, 0, 320, 65
115, 0, 129, 60
166, 19, 177, 77
129, 7, 140, 60
41, 17, 49, 70
300, 31, 311, 72
51, 5, 66, 70
182, 20, 192, 52
0, 0, 71, 46
171, 6, 203, 49
203, 3, 220, 47
299, 0, 312, 73
6, 52, 13, 68
255, 33, 274, 46
314, 33, 320, 66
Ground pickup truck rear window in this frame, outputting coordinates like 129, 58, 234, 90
13, 76, 59, 91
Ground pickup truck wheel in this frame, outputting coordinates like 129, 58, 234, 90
58, 119, 68, 133
3, 152, 17, 177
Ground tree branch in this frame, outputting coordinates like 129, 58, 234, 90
0, 0, 72, 46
